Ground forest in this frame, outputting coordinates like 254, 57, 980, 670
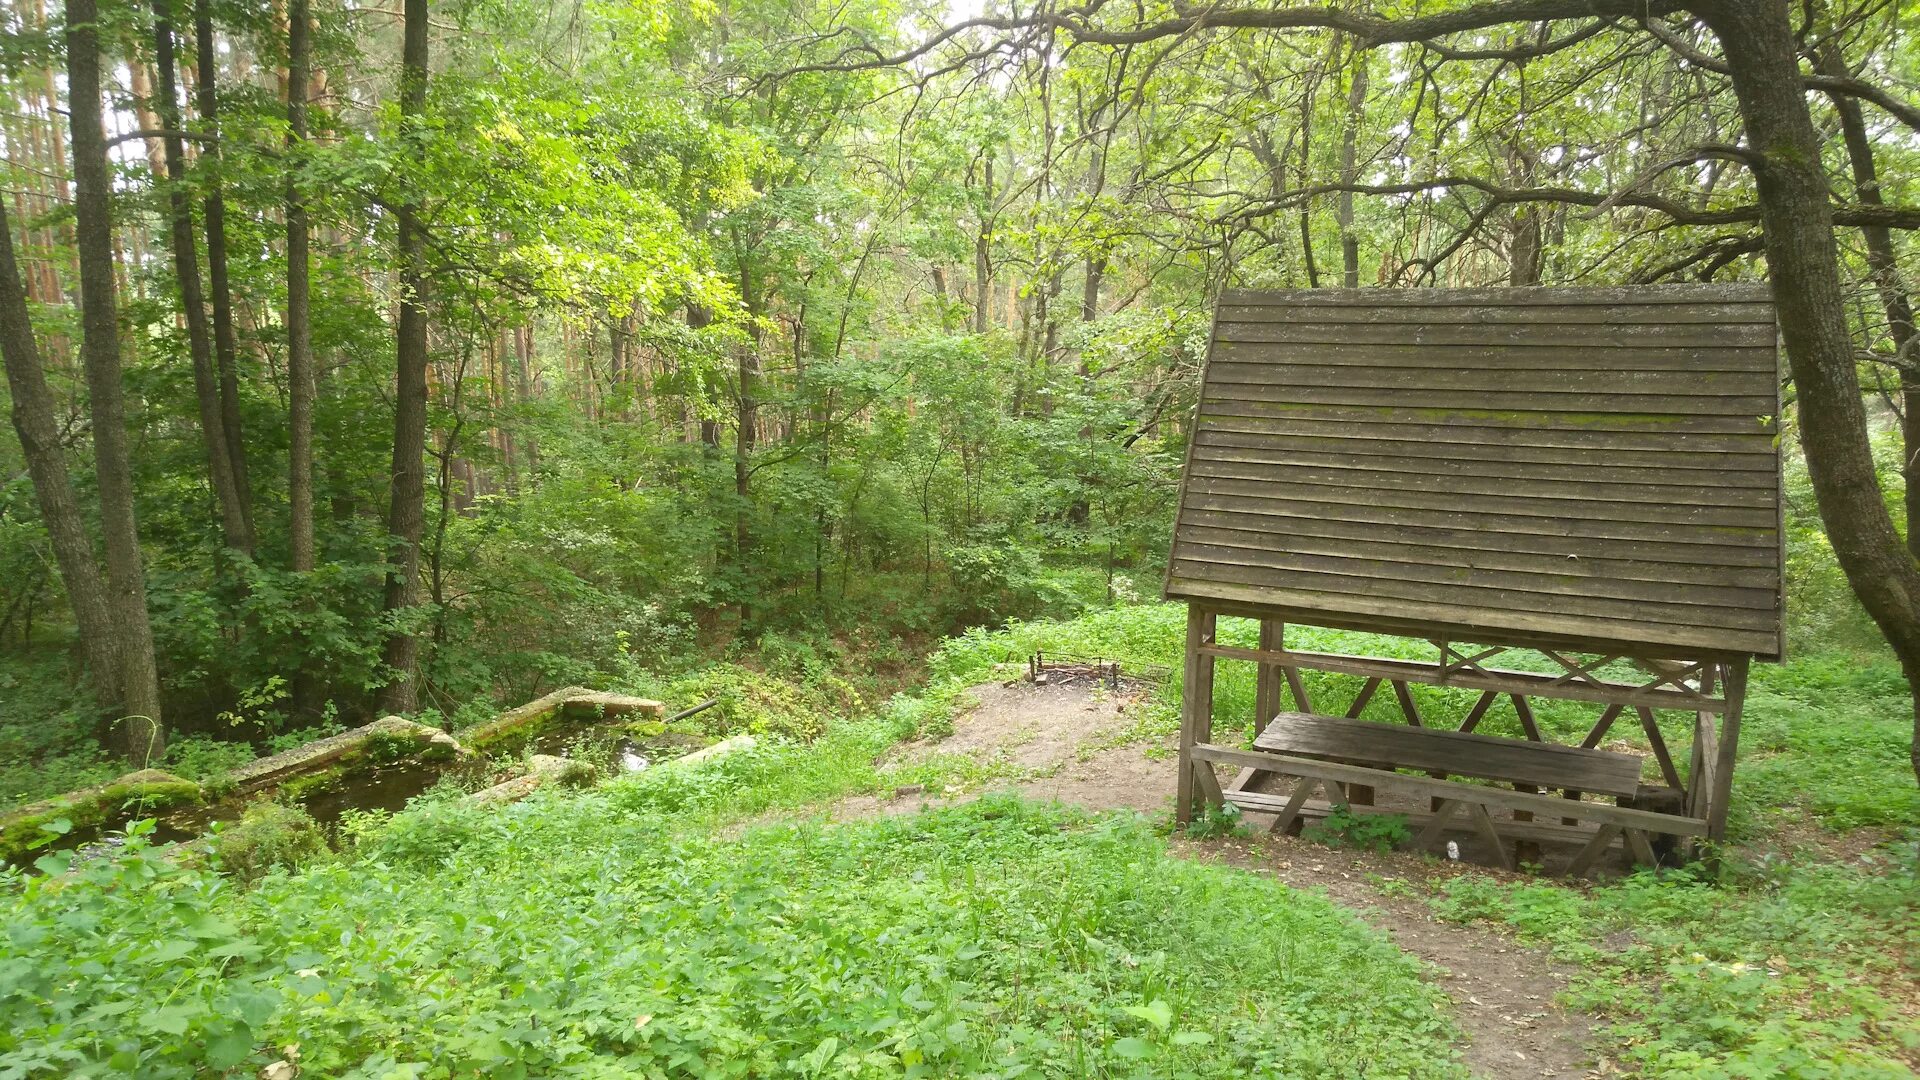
1, 0, 1918, 1076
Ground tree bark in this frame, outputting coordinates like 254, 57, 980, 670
1817, 43, 1919, 559
69, 0, 166, 760
195, 0, 253, 534
152, 0, 252, 556
378, 0, 432, 713
1697, 0, 1920, 794
284, 0, 320, 716
1337, 39, 1368, 288
973, 156, 993, 335
286, 0, 315, 576
0, 198, 118, 700
734, 261, 760, 626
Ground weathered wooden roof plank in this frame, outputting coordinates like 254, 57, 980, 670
1168, 286, 1785, 660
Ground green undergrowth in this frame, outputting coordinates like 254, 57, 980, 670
1423, 851, 1920, 1077
899, 603, 1920, 1077
3, 787, 1462, 1077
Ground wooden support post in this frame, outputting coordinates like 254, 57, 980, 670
1177, 606, 1218, 825
1704, 657, 1749, 846
1254, 619, 1282, 738
1684, 664, 1720, 858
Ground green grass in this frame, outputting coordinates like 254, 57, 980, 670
1425, 856, 1920, 1077
894, 603, 1920, 1076
2, 785, 1462, 1077
3, 600, 1917, 1077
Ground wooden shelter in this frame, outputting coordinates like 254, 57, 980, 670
1168, 284, 1783, 873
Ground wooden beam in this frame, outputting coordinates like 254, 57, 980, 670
1392, 680, 1424, 727
1568, 823, 1624, 876
1345, 676, 1383, 718
1469, 803, 1515, 871
1581, 703, 1625, 748
1195, 642, 1727, 712
1283, 665, 1313, 713
1255, 619, 1282, 734
1705, 657, 1749, 843
1458, 690, 1498, 732
1191, 743, 1708, 835
1178, 607, 1219, 825
1227, 790, 1622, 848
1637, 706, 1685, 793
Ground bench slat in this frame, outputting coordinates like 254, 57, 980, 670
1192, 743, 1705, 835
1254, 711, 1644, 797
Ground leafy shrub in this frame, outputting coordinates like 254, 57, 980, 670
161, 737, 259, 784
1184, 800, 1246, 839
652, 664, 841, 741
209, 802, 330, 886
0, 823, 283, 1074
1303, 804, 1413, 854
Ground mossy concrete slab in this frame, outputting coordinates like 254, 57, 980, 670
463, 686, 592, 749
226, 716, 458, 794
1, 769, 202, 860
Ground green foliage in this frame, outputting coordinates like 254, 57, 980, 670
1302, 804, 1413, 855
208, 802, 330, 887
1182, 799, 1246, 839
0, 823, 283, 1076
3, 793, 1461, 1077
641, 663, 850, 741
1428, 853, 1920, 1077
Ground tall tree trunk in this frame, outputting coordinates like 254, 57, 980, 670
152, 0, 252, 556
377, 0, 431, 713
733, 264, 760, 626
1337, 40, 1368, 288
0, 199, 118, 699
1817, 43, 1919, 559
1698, 0, 1920, 794
973, 156, 993, 335
69, 0, 166, 760
286, 0, 315, 576
195, 0, 252, 533
285, 0, 319, 715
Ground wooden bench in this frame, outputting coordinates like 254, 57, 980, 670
1196, 712, 1703, 874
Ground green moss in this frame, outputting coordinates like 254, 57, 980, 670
276, 765, 348, 803
466, 707, 562, 755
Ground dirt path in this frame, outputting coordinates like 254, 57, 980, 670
847, 679, 1600, 1080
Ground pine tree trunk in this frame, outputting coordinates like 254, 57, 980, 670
152, 0, 252, 556
68, 0, 166, 761
0, 199, 118, 701
378, 0, 431, 713
1698, 0, 1920, 794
